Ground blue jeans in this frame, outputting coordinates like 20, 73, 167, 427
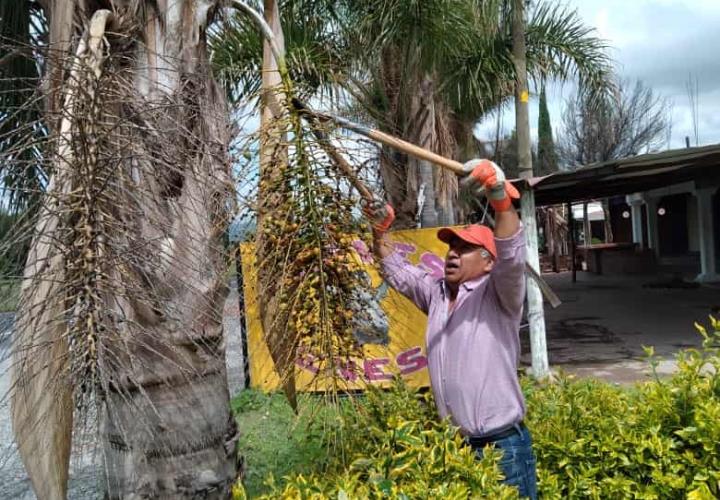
468, 424, 538, 499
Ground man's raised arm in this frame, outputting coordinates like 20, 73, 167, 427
364, 200, 434, 313
461, 159, 525, 314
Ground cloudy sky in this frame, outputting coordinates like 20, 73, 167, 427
476, 0, 720, 151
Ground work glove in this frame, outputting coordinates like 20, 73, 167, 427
460, 159, 520, 212
361, 197, 395, 233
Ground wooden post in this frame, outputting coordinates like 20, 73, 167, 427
546, 207, 560, 273
512, 0, 549, 379
568, 202, 577, 283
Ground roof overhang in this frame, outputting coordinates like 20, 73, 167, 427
511, 144, 720, 206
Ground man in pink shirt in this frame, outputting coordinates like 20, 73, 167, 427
366, 159, 537, 499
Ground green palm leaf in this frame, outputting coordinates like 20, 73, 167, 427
526, 2, 612, 94
443, 0, 612, 123
211, 0, 352, 103
0, 0, 48, 213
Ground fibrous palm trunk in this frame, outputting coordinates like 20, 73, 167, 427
377, 64, 457, 229
411, 76, 439, 228
11, 2, 240, 498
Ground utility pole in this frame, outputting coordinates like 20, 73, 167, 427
512, 0, 549, 378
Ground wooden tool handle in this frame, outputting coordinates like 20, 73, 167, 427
364, 129, 465, 175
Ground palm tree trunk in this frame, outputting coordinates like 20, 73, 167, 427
99, 3, 240, 496
12, 3, 240, 498
448, 116, 484, 224
375, 47, 414, 227
432, 100, 458, 226
412, 76, 439, 227
384, 73, 460, 229
513, 0, 549, 379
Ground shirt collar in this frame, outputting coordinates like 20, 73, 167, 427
440, 273, 489, 296
461, 273, 490, 291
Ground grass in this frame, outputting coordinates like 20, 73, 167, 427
231, 389, 346, 497
0, 279, 20, 312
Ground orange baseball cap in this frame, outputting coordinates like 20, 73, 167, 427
437, 224, 497, 258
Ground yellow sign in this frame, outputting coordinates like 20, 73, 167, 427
520, 89, 529, 103
240, 227, 451, 392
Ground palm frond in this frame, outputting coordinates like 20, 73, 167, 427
526, 1, 613, 96
211, 0, 352, 104
0, 0, 48, 213
348, 0, 502, 76
440, 0, 613, 123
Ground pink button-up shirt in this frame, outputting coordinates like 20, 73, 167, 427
381, 226, 526, 437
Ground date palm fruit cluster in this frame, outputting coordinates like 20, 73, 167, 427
255, 104, 375, 405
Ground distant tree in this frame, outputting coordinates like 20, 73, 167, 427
492, 129, 519, 179
491, 128, 539, 180
559, 78, 670, 242
559, 79, 670, 168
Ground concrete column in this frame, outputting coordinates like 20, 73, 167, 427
694, 187, 719, 282
645, 197, 660, 255
626, 193, 644, 249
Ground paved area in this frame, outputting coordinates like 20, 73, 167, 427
225, 280, 247, 398
520, 271, 720, 384
0, 318, 110, 499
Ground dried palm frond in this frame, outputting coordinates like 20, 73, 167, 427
3, 4, 242, 498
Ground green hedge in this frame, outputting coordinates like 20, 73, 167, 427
527, 329, 720, 498
233, 317, 720, 499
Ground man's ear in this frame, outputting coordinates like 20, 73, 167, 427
483, 259, 495, 273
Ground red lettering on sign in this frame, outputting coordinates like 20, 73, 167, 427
363, 358, 393, 381
294, 348, 427, 382
396, 346, 428, 374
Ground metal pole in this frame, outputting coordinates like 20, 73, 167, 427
235, 246, 251, 389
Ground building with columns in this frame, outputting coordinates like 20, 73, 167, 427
625, 183, 719, 283
518, 144, 720, 283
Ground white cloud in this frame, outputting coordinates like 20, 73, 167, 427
476, 0, 720, 154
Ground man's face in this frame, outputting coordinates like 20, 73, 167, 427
444, 236, 494, 285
